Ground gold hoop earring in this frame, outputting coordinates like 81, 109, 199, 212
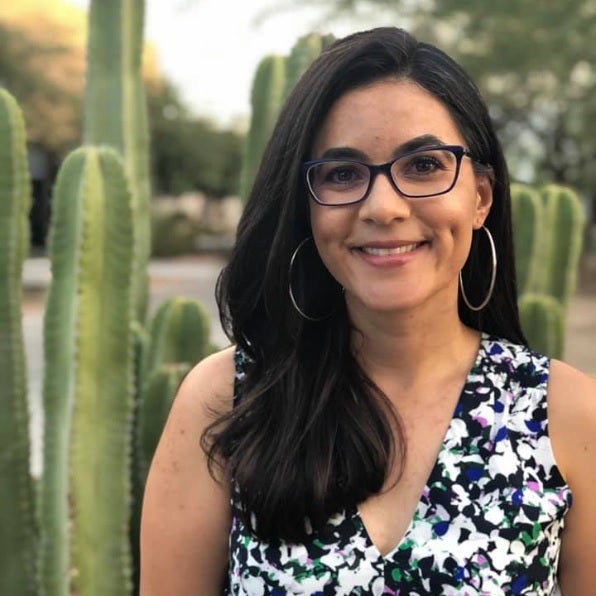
288, 237, 334, 321
459, 225, 497, 312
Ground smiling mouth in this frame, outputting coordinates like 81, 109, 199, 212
358, 242, 425, 256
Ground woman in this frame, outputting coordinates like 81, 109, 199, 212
140, 27, 596, 595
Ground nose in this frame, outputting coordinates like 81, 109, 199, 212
358, 169, 412, 224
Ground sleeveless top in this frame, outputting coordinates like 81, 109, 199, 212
224, 335, 572, 595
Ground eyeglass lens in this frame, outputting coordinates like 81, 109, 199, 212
307, 148, 461, 205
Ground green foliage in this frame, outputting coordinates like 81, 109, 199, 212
540, 184, 585, 306
41, 147, 135, 595
84, 0, 151, 323
511, 183, 542, 294
0, 88, 38, 596
519, 293, 565, 359
148, 82, 243, 198
240, 54, 287, 200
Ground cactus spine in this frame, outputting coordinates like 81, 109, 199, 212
540, 184, 585, 306
41, 147, 134, 595
511, 183, 543, 294
0, 89, 38, 595
518, 293, 565, 359
84, 0, 150, 322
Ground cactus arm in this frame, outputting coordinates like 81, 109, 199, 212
0, 88, 38, 596
518, 292, 566, 359
541, 184, 585, 306
84, 0, 150, 322
146, 297, 213, 373
67, 147, 134, 596
239, 54, 287, 201
40, 148, 88, 596
510, 183, 544, 295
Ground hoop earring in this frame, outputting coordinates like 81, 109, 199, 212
289, 237, 333, 321
459, 225, 497, 312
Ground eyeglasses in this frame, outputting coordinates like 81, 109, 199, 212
303, 145, 487, 206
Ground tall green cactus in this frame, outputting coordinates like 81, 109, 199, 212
239, 54, 287, 201
511, 183, 543, 294
282, 32, 335, 102
84, 0, 150, 322
540, 184, 585, 307
41, 146, 134, 596
0, 89, 38, 596
518, 293, 566, 359
240, 33, 335, 202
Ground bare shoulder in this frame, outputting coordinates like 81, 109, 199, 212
171, 344, 237, 424
548, 359, 596, 478
140, 346, 237, 596
547, 359, 596, 594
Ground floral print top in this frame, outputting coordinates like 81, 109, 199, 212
225, 335, 571, 595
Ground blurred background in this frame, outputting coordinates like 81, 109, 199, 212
2, 0, 595, 382
2, 0, 594, 258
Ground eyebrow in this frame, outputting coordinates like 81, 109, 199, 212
318, 134, 447, 161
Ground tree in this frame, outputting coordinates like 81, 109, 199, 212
148, 81, 243, 198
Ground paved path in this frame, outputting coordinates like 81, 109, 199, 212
21, 255, 596, 475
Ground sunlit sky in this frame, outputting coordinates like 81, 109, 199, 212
65, 0, 394, 129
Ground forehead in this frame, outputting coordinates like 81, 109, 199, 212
311, 79, 465, 158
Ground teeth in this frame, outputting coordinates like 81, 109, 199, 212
361, 243, 421, 256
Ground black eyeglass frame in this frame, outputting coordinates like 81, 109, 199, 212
303, 144, 491, 206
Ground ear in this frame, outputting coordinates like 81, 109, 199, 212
473, 173, 493, 229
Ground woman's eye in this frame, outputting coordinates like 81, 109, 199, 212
409, 156, 441, 174
324, 165, 363, 185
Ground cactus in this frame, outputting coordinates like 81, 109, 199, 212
41, 146, 134, 595
282, 33, 335, 102
539, 184, 585, 307
143, 296, 215, 377
518, 293, 566, 359
511, 183, 543, 294
84, 0, 151, 323
239, 54, 287, 201
0, 89, 38, 595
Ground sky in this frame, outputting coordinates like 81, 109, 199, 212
65, 0, 392, 129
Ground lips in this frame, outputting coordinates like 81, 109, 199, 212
357, 241, 426, 256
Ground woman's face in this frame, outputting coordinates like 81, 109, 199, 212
308, 79, 493, 318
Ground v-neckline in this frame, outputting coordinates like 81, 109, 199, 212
352, 333, 488, 561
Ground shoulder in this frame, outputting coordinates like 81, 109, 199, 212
140, 345, 237, 595
172, 344, 237, 421
547, 360, 596, 593
547, 360, 596, 482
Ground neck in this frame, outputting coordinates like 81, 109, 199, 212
348, 295, 480, 394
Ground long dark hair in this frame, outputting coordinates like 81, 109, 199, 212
204, 27, 526, 542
